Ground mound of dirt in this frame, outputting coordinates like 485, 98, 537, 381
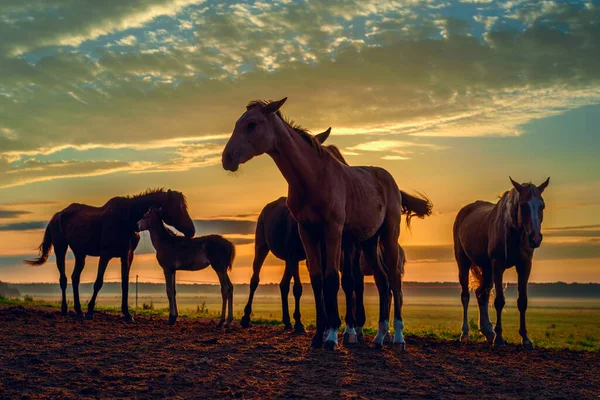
0, 306, 598, 399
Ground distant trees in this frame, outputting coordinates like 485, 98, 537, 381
0, 281, 21, 298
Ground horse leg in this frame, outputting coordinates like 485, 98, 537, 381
493, 261, 507, 346
322, 226, 343, 350
241, 238, 269, 328
475, 263, 495, 343
120, 255, 134, 322
291, 262, 306, 334
55, 246, 68, 316
85, 256, 110, 320
298, 224, 325, 349
164, 269, 178, 325
71, 254, 86, 319
362, 236, 390, 348
226, 274, 234, 327
215, 270, 229, 328
456, 247, 471, 342
341, 245, 357, 346
280, 261, 294, 330
516, 259, 534, 350
381, 226, 404, 352
352, 249, 366, 345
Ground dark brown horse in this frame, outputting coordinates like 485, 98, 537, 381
453, 177, 549, 349
222, 98, 431, 350
137, 207, 235, 327
24, 188, 195, 321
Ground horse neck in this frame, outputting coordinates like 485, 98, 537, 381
129, 192, 168, 221
147, 220, 171, 251
491, 190, 522, 252
267, 122, 328, 195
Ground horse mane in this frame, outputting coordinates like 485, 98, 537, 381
495, 188, 519, 229
247, 100, 327, 156
128, 187, 188, 209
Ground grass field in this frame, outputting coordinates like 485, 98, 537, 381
3, 291, 599, 352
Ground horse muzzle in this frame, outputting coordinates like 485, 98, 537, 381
528, 233, 543, 249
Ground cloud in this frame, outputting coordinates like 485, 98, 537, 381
0, 208, 31, 219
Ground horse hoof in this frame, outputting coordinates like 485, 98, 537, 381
61, 310, 68, 317
460, 335, 469, 343
481, 330, 496, 344
357, 333, 366, 346
166, 317, 177, 326
323, 340, 338, 351
494, 338, 507, 347
84, 313, 94, 321
310, 334, 323, 349
393, 342, 406, 353
225, 319, 234, 329
240, 316, 251, 328
216, 321, 225, 329
523, 341, 534, 351
75, 313, 85, 321
343, 333, 358, 347
369, 342, 383, 350
293, 324, 307, 335
283, 324, 293, 331
123, 315, 135, 323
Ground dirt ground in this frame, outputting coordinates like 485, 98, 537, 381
0, 306, 599, 399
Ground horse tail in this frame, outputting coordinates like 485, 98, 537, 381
399, 190, 432, 229
24, 216, 56, 266
225, 239, 236, 272
469, 265, 483, 291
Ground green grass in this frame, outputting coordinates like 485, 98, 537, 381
2, 294, 599, 352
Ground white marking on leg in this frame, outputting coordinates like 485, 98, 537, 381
344, 326, 357, 344
394, 319, 405, 344
373, 320, 389, 345
326, 328, 338, 344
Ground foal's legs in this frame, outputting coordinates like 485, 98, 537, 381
54, 245, 68, 316
241, 238, 269, 328
352, 250, 366, 344
341, 245, 358, 346
298, 224, 325, 349
120, 255, 134, 322
381, 229, 404, 351
216, 269, 233, 328
291, 263, 305, 333
71, 253, 86, 318
164, 269, 178, 325
85, 256, 110, 320
493, 261, 507, 346
516, 259, 534, 350
475, 263, 495, 343
280, 261, 295, 330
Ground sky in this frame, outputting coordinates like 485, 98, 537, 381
0, 0, 599, 284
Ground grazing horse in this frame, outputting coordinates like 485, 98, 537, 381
453, 177, 550, 349
222, 98, 431, 350
137, 208, 235, 327
241, 128, 351, 334
24, 188, 195, 322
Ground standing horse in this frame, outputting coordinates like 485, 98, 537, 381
241, 128, 353, 334
137, 208, 235, 327
24, 188, 195, 322
222, 98, 431, 350
453, 177, 549, 349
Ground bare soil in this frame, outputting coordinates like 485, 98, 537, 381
0, 305, 598, 399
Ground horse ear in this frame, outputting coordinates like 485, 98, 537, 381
314, 127, 331, 144
538, 177, 550, 193
509, 176, 523, 192
262, 97, 287, 114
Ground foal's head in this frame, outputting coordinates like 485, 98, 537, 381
137, 207, 162, 232
509, 176, 550, 249
222, 98, 289, 172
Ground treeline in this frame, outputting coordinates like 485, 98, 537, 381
9, 282, 600, 298
0, 281, 21, 297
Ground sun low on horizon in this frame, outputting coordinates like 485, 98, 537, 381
0, 0, 599, 285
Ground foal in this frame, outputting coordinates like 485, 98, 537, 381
137, 208, 235, 327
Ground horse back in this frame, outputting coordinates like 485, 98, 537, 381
261, 197, 305, 261
453, 201, 495, 263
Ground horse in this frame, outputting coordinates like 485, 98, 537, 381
24, 188, 195, 322
453, 177, 550, 349
137, 207, 235, 327
241, 128, 350, 334
222, 98, 432, 350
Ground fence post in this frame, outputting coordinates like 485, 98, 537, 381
135, 275, 139, 315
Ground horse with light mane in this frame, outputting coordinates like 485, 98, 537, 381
137, 207, 235, 327
453, 177, 549, 349
24, 188, 195, 322
222, 98, 431, 350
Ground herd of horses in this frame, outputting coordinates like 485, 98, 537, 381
26, 98, 550, 352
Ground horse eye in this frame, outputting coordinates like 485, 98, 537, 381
247, 121, 257, 131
